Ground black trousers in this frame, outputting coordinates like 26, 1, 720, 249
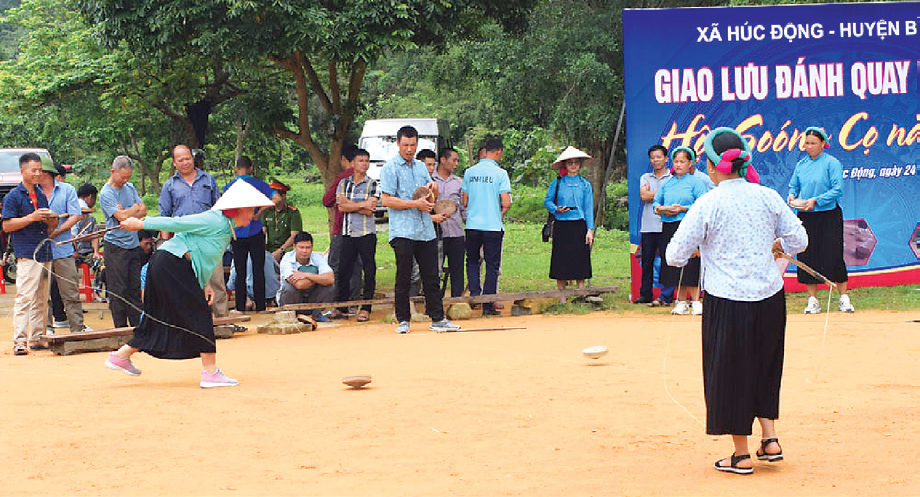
390, 237, 444, 323
465, 229, 503, 312
336, 234, 377, 312
103, 241, 142, 328
442, 236, 466, 297
232, 232, 266, 311
49, 276, 66, 322
639, 231, 674, 303
329, 233, 363, 300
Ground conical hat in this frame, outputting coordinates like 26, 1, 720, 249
552, 146, 592, 169
211, 179, 274, 211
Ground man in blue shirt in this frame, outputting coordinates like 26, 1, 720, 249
380, 125, 460, 334
39, 162, 90, 334
462, 138, 511, 315
159, 145, 232, 330
2, 153, 58, 355
100, 155, 147, 328
223, 156, 275, 312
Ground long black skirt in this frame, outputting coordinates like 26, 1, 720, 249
797, 206, 848, 284
660, 220, 701, 287
702, 290, 785, 435
128, 251, 216, 360
549, 219, 592, 280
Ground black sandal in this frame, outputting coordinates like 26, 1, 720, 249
714, 454, 753, 475
756, 438, 784, 462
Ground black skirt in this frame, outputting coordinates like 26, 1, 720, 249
660, 220, 701, 287
128, 251, 216, 360
702, 290, 786, 435
797, 206, 848, 284
549, 219, 592, 280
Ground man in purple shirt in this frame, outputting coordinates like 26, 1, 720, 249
431, 147, 466, 297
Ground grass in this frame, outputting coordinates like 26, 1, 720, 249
148, 177, 920, 314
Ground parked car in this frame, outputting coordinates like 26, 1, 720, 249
358, 118, 451, 217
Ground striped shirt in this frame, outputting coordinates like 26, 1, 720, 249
336, 175, 380, 237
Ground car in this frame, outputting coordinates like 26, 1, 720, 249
358, 118, 452, 217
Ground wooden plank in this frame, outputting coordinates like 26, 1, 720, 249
42, 316, 251, 344
281, 286, 618, 311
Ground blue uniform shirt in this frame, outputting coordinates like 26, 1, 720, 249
222, 175, 274, 238
462, 159, 512, 231
1, 183, 52, 261
787, 152, 843, 212
653, 173, 708, 223
379, 154, 437, 242
100, 181, 142, 249
543, 174, 595, 230
159, 169, 220, 217
46, 181, 81, 259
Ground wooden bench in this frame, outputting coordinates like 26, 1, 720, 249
280, 286, 619, 312
38, 316, 251, 355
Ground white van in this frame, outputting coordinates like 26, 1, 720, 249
358, 118, 452, 182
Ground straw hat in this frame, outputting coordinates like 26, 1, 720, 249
212, 179, 274, 211
552, 146, 592, 170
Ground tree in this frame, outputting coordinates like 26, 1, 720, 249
78, 0, 538, 188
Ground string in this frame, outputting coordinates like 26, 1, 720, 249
662, 264, 705, 427
813, 286, 834, 382
31, 236, 216, 346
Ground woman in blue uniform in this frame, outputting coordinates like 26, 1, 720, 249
544, 147, 594, 301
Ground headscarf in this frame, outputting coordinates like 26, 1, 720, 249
703, 127, 759, 184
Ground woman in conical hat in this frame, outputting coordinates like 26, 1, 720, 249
545, 146, 595, 301
103, 180, 273, 388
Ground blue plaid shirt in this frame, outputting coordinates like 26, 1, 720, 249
1, 183, 53, 261
47, 181, 81, 259
379, 154, 436, 242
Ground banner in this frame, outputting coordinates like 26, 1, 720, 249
623, 2, 920, 299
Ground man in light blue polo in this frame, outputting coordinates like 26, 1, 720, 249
379, 125, 460, 334
100, 155, 147, 327
38, 161, 90, 334
462, 138, 511, 315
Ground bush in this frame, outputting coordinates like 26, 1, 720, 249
602, 179, 628, 231
506, 185, 549, 224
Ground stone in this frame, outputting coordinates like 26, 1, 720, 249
214, 325, 235, 339
257, 311, 313, 335
446, 303, 472, 320
518, 298, 557, 314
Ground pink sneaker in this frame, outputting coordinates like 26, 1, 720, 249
200, 369, 239, 388
104, 352, 142, 376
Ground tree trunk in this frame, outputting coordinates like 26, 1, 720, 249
235, 116, 247, 163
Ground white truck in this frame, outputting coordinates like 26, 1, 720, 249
358, 118, 452, 217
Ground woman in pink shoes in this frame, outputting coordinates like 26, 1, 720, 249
666, 127, 808, 474
104, 180, 272, 388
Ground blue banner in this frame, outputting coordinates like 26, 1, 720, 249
623, 2, 920, 293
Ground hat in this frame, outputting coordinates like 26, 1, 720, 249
805, 126, 831, 148
704, 127, 759, 184
269, 181, 290, 193
40, 155, 57, 175
552, 146, 592, 170
211, 179, 274, 212
670, 146, 697, 163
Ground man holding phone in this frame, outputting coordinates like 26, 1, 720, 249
2, 153, 59, 355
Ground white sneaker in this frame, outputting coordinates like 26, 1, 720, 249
691, 301, 703, 315
395, 321, 410, 334
804, 296, 820, 314
430, 319, 461, 332
53, 320, 69, 328
200, 368, 239, 388
838, 294, 855, 313
671, 301, 690, 315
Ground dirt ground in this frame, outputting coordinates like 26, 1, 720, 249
1, 301, 918, 496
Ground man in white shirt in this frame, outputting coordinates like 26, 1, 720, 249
277, 232, 335, 322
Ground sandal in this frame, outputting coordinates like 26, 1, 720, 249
647, 299, 662, 308
756, 438, 784, 462
714, 454, 753, 475
13, 343, 28, 356
357, 310, 370, 322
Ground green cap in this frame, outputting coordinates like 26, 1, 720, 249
40, 155, 57, 174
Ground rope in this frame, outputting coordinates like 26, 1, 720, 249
662, 264, 705, 427
31, 236, 216, 346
